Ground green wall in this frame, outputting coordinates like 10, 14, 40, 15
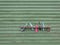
0, 0, 60, 45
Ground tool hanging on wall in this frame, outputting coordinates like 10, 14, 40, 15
35, 24, 39, 32
29, 22, 34, 31
20, 22, 34, 32
41, 22, 45, 31
20, 23, 28, 32
19, 22, 50, 32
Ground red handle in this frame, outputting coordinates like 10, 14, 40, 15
35, 25, 39, 32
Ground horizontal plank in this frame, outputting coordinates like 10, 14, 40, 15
0, 17, 60, 18
0, 31, 59, 34
0, 5, 60, 6
0, 18, 60, 20
0, 1, 60, 6
0, 24, 59, 26
0, 0, 60, 1
0, 10, 60, 11
0, 44, 59, 45
0, 29, 59, 31
0, 36, 59, 39
0, 39, 60, 41
0, 36, 60, 38
0, 9, 60, 10
0, 33, 60, 37
0, 41, 59, 44
0, 21, 60, 23
0, 0, 60, 3
0, 10, 60, 12
0, 22, 59, 24
0, 12, 60, 13
0, 7, 60, 9
0, 31, 59, 33
0, 40, 60, 42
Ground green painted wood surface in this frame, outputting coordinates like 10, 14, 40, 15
0, 0, 60, 45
